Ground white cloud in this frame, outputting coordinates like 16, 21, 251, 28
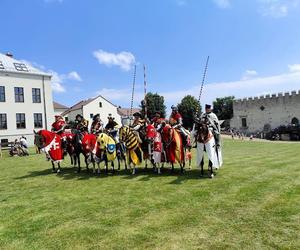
49, 70, 66, 93
288, 64, 300, 72
93, 49, 136, 71
212, 0, 231, 8
241, 70, 258, 80
67, 71, 82, 81
258, 0, 300, 18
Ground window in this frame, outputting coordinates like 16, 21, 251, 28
16, 113, 26, 129
0, 61, 4, 70
32, 88, 41, 103
0, 114, 7, 129
65, 117, 69, 122
1, 139, 8, 146
99, 102, 102, 108
241, 118, 247, 128
15, 87, 24, 102
90, 113, 93, 119
14, 63, 28, 72
34, 113, 43, 128
0, 86, 5, 102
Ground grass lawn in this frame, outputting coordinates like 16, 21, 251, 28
0, 139, 299, 249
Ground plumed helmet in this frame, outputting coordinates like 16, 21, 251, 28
205, 104, 212, 109
76, 114, 83, 119
108, 113, 115, 120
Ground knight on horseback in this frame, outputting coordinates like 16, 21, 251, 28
105, 114, 120, 142
74, 114, 89, 144
51, 115, 67, 154
169, 105, 189, 145
200, 104, 221, 146
90, 114, 104, 135
130, 112, 145, 143
151, 111, 165, 132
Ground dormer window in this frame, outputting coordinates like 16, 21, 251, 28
0, 61, 4, 70
14, 63, 28, 72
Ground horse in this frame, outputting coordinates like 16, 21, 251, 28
145, 123, 163, 174
119, 126, 143, 175
161, 124, 185, 173
78, 132, 97, 173
34, 130, 64, 173
193, 120, 223, 178
94, 133, 117, 174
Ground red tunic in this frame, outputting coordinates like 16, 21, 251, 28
51, 120, 66, 134
170, 113, 182, 122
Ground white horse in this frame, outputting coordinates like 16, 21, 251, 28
192, 121, 223, 178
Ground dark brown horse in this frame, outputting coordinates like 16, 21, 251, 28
193, 121, 220, 178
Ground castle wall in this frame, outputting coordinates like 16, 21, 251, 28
231, 90, 300, 134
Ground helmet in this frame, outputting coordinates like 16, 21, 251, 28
171, 105, 178, 111
93, 114, 100, 120
133, 112, 142, 118
76, 114, 83, 119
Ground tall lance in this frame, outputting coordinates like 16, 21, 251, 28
196, 56, 210, 117
143, 64, 147, 122
130, 65, 137, 125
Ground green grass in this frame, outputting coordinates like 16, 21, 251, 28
0, 139, 299, 249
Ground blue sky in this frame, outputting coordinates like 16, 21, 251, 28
1, 0, 300, 110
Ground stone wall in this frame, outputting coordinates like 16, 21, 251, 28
230, 90, 300, 135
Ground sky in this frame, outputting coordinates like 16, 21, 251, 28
1, 0, 300, 111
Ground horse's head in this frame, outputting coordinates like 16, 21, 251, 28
119, 126, 128, 142
195, 120, 209, 143
146, 124, 156, 141
97, 133, 109, 150
34, 130, 44, 149
162, 124, 174, 143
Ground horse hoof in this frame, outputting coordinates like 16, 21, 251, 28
57, 169, 61, 173
52, 169, 56, 173
209, 174, 214, 179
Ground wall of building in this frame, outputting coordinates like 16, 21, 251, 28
83, 96, 121, 127
231, 90, 300, 134
0, 72, 54, 145
54, 108, 68, 116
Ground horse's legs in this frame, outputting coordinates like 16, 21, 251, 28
111, 161, 115, 174
57, 162, 61, 173
171, 163, 174, 173
132, 165, 136, 175
85, 155, 89, 172
200, 157, 204, 177
70, 154, 73, 166
97, 161, 100, 174
157, 163, 161, 174
51, 161, 56, 173
209, 160, 214, 178
77, 153, 81, 173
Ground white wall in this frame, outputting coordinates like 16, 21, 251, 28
83, 96, 121, 128
231, 91, 300, 134
0, 72, 54, 145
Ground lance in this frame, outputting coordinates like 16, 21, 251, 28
196, 56, 210, 117
143, 64, 148, 122
130, 65, 137, 125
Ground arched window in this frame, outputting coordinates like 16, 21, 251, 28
291, 117, 299, 126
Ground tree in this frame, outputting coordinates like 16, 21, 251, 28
177, 95, 201, 129
141, 92, 166, 119
213, 96, 235, 120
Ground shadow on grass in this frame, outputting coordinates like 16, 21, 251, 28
15, 164, 217, 184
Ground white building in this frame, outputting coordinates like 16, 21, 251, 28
0, 52, 54, 146
117, 107, 141, 125
62, 95, 121, 127
53, 101, 69, 116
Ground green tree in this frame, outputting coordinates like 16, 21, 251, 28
213, 96, 235, 120
177, 95, 201, 129
141, 92, 166, 119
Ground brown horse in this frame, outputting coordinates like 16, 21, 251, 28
193, 121, 222, 178
161, 124, 185, 173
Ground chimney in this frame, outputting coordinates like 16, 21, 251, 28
6, 52, 13, 58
